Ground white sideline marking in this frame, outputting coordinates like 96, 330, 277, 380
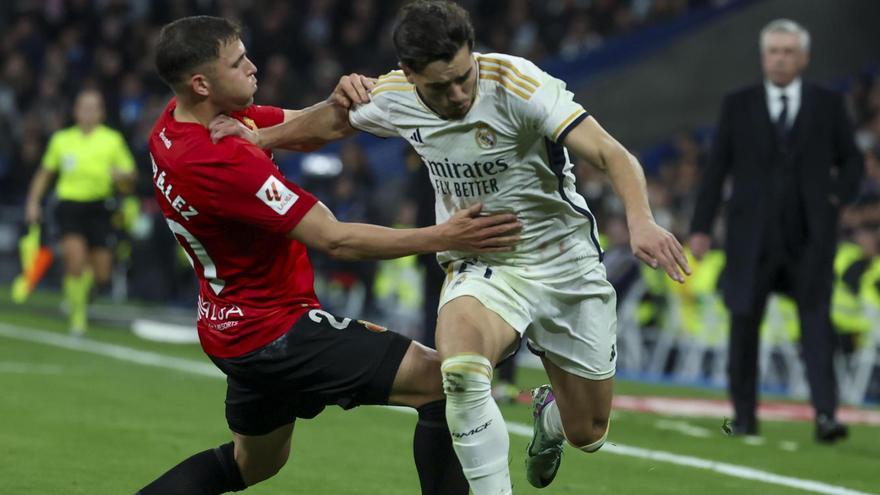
654, 419, 712, 438
779, 441, 799, 452
0, 323, 221, 378
743, 435, 767, 446
0, 323, 874, 495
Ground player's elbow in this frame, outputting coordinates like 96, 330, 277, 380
318, 230, 359, 261
323, 239, 349, 260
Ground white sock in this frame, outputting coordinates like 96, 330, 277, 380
540, 399, 566, 443
442, 354, 511, 495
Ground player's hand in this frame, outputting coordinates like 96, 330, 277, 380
440, 202, 521, 253
688, 232, 712, 261
25, 201, 41, 225
629, 218, 691, 283
330, 73, 376, 109
209, 114, 261, 146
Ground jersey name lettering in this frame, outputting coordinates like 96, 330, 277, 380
151, 155, 198, 220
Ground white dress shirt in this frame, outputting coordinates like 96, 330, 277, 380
765, 78, 802, 128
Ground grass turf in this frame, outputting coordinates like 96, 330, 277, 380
0, 293, 878, 494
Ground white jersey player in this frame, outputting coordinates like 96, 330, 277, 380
350, 55, 602, 277
209, 2, 690, 493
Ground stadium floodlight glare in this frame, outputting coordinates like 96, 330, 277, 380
301, 153, 343, 178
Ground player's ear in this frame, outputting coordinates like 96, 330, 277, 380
189, 73, 211, 97
399, 62, 416, 84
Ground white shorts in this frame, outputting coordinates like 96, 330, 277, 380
438, 258, 617, 380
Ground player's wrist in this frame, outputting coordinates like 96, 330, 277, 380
625, 210, 654, 228
252, 129, 266, 149
427, 223, 451, 252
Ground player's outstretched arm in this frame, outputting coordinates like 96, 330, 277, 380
288, 202, 521, 261
562, 116, 691, 283
210, 101, 352, 151
209, 73, 374, 151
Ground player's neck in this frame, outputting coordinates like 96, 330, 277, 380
173, 98, 222, 128
77, 123, 98, 134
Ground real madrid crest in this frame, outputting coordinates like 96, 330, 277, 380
474, 124, 496, 149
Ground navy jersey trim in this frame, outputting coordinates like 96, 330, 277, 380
544, 138, 604, 261
555, 112, 589, 144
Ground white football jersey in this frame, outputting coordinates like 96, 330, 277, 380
350, 52, 603, 274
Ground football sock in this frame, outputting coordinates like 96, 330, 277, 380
137, 442, 246, 495
414, 400, 469, 494
64, 274, 89, 332
442, 354, 511, 495
540, 399, 566, 443
82, 269, 94, 300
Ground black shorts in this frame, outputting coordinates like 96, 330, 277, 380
55, 199, 116, 248
210, 310, 412, 436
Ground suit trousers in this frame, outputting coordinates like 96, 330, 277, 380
727, 254, 838, 423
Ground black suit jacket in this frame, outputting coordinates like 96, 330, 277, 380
690, 82, 863, 315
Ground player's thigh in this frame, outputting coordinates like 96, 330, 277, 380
528, 264, 617, 380
233, 422, 294, 485
436, 260, 529, 364
543, 356, 613, 447
213, 312, 412, 436
84, 201, 117, 254
436, 295, 520, 365
59, 234, 88, 275
529, 265, 616, 445
387, 340, 444, 407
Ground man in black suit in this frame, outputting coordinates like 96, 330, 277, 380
689, 19, 863, 443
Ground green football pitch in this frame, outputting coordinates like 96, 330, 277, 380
1, 296, 878, 494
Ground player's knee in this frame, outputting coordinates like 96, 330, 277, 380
93, 270, 111, 286
413, 343, 444, 400
564, 417, 609, 452
393, 342, 445, 406
441, 354, 493, 408
237, 444, 290, 485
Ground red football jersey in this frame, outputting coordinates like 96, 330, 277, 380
149, 98, 320, 358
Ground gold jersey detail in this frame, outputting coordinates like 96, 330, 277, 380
477, 56, 541, 87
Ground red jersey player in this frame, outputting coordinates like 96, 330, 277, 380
137, 16, 520, 495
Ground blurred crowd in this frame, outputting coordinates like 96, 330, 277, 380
0, 0, 711, 205
0, 1, 878, 361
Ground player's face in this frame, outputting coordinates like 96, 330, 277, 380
73, 91, 105, 129
406, 44, 477, 120
209, 39, 258, 111
761, 31, 808, 87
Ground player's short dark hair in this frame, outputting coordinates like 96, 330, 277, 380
155, 16, 241, 88
393, 0, 475, 73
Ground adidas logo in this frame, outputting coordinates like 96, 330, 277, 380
410, 128, 424, 144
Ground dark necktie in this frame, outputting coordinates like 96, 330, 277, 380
776, 94, 789, 139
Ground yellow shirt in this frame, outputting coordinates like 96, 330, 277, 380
41, 124, 135, 202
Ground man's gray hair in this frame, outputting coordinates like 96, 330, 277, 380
760, 18, 810, 52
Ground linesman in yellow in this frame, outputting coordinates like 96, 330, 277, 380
24, 89, 136, 335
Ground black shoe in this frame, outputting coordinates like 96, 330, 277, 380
730, 417, 758, 436
815, 416, 848, 444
